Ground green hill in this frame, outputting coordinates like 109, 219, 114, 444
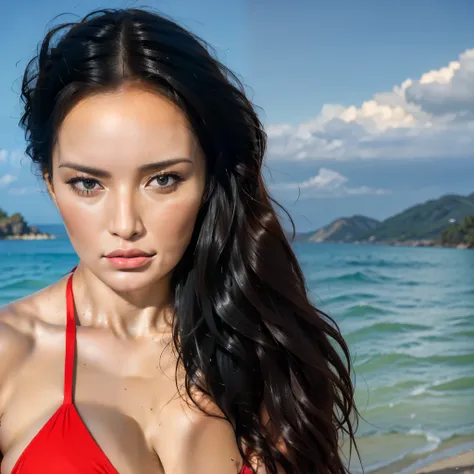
301, 215, 380, 243
287, 192, 474, 244
359, 193, 474, 241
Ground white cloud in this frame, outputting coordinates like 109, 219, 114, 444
270, 168, 390, 198
9, 149, 26, 162
404, 50, 474, 116
267, 48, 474, 161
8, 187, 40, 196
0, 148, 27, 169
0, 174, 17, 188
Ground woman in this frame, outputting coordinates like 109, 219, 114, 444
0, 8, 359, 474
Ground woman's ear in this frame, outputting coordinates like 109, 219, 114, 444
43, 172, 58, 207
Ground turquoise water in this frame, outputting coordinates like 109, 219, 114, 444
293, 242, 474, 473
1, 228, 473, 472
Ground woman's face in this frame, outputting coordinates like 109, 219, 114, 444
50, 85, 206, 292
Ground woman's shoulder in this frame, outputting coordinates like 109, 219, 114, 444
155, 391, 245, 474
0, 278, 67, 385
0, 302, 36, 393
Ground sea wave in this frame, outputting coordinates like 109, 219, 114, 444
343, 258, 439, 270
319, 270, 395, 284
357, 351, 474, 372
0, 278, 49, 291
429, 377, 474, 393
346, 321, 430, 340
313, 292, 379, 305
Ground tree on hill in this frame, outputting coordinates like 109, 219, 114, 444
441, 215, 474, 246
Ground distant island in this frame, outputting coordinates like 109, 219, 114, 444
0, 208, 55, 240
286, 191, 474, 249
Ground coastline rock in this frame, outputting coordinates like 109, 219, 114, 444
4, 233, 56, 240
0, 211, 55, 240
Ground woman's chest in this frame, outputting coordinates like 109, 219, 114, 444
0, 328, 178, 473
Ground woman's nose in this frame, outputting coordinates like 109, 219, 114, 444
108, 188, 145, 241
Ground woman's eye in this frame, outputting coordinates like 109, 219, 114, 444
80, 179, 98, 190
67, 177, 101, 196
151, 173, 181, 188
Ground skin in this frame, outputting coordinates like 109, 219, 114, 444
0, 85, 257, 474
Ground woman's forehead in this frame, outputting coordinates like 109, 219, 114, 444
53, 88, 201, 170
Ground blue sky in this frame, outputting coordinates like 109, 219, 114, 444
1, 0, 474, 230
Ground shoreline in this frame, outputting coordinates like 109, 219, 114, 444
292, 239, 473, 249
414, 449, 474, 474
367, 438, 474, 474
0, 233, 56, 240
356, 240, 473, 250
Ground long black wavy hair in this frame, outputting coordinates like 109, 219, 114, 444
18, 8, 360, 473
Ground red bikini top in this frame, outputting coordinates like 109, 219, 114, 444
10, 269, 119, 473
9, 268, 252, 474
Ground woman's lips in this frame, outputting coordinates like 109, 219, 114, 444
105, 255, 154, 269
104, 250, 155, 269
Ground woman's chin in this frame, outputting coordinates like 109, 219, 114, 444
106, 278, 156, 295
102, 266, 169, 295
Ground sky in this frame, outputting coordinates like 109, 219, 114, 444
1, 0, 474, 231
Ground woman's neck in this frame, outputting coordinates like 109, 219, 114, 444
70, 264, 174, 339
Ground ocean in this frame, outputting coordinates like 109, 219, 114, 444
1, 225, 473, 473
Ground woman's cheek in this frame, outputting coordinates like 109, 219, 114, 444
154, 193, 202, 245
58, 198, 100, 248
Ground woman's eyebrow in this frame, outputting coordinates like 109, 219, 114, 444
58, 157, 194, 178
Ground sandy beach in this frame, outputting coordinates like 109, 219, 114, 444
414, 450, 474, 474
